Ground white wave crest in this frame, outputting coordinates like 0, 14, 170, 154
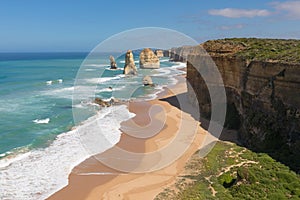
86, 76, 120, 84
159, 58, 169, 62
105, 67, 123, 71
84, 64, 108, 67
0, 105, 135, 200
119, 60, 138, 64
33, 118, 50, 124
84, 69, 97, 71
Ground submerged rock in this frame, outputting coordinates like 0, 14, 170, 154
109, 55, 117, 69
143, 75, 154, 86
140, 48, 160, 69
123, 50, 138, 75
94, 98, 111, 107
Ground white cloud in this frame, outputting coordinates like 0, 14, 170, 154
219, 24, 245, 30
208, 8, 271, 18
272, 1, 300, 19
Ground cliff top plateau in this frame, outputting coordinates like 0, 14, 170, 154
202, 38, 300, 64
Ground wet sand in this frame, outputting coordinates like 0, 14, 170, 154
48, 76, 209, 200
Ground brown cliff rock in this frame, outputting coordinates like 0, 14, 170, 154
123, 50, 137, 75
169, 46, 205, 62
139, 48, 160, 69
185, 38, 300, 171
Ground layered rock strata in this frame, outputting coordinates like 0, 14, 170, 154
184, 39, 300, 171
139, 48, 160, 69
123, 50, 138, 75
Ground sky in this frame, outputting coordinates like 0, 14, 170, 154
0, 0, 300, 52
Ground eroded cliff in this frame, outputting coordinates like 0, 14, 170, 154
123, 50, 138, 75
184, 38, 300, 172
139, 48, 160, 69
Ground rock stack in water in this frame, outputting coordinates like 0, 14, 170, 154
123, 50, 138, 75
139, 48, 160, 69
109, 55, 117, 69
154, 49, 164, 58
142, 75, 154, 86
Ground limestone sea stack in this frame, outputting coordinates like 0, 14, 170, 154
154, 49, 164, 58
123, 50, 137, 75
139, 48, 160, 69
109, 55, 117, 69
142, 75, 154, 86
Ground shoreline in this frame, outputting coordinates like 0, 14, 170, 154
48, 75, 211, 200
0, 60, 189, 200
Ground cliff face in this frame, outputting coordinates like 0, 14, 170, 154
185, 39, 300, 171
169, 46, 195, 62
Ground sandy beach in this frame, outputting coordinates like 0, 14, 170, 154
48, 75, 209, 200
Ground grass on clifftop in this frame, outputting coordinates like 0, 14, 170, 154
204, 38, 300, 64
155, 142, 300, 200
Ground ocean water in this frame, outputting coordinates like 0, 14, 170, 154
0, 52, 186, 199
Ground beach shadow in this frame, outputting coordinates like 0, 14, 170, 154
159, 92, 240, 144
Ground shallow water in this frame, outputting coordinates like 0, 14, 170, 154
0, 52, 186, 199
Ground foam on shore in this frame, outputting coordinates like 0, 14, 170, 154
0, 105, 134, 200
0, 60, 186, 199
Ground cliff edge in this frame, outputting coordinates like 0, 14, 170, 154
184, 38, 300, 172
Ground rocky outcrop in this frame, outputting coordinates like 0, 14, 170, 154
154, 49, 164, 58
169, 46, 206, 62
123, 50, 137, 75
139, 48, 160, 69
186, 38, 300, 172
142, 75, 154, 86
94, 97, 111, 107
163, 50, 170, 57
109, 55, 117, 69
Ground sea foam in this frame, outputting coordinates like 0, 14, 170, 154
0, 105, 134, 200
119, 60, 139, 64
33, 118, 50, 124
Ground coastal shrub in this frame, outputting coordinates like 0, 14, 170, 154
167, 142, 300, 200
208, 38, 300, 63
219, 172, 236, 188
237, 167, 257, 184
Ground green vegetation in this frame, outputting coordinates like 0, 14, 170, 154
155, 142, 300, 200
206, 38, 300, 63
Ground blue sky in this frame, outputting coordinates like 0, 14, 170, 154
1, 0, 300, 52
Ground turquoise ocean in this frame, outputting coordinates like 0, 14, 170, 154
0, 52, 186, 199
